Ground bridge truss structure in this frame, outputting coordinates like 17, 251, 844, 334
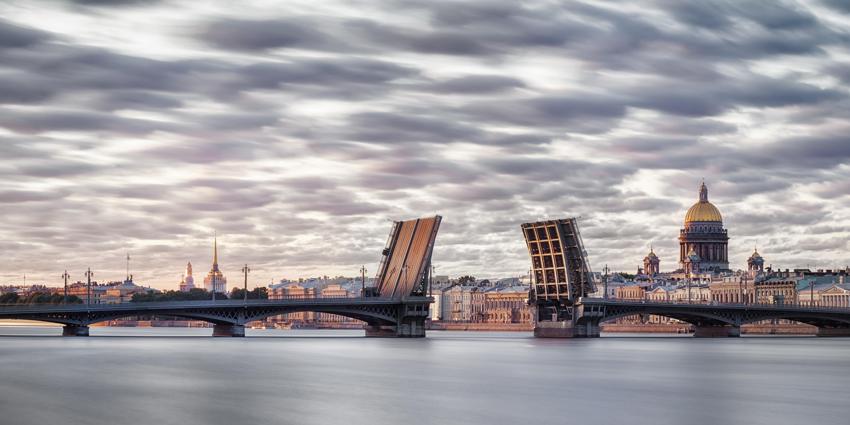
521, 218, 596, 330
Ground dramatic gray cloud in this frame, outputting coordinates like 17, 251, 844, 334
1, 0, 849, 288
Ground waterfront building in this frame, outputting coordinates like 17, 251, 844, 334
755, 277, 797, 305
616, 283, 648, 300
440, 285, 477, 322
101, 277, 150, 304
678, 182, 729, 272
818, 284, 850, 308
203, 237, 227, 294
483, 286, 532, 324
709, 274, 755, 304
268, 283, 316, 324
67, 281, 107, 304
317, 284, 357, 324
179, 262, 195, 292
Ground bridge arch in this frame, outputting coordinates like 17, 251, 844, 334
242, 305, 398, 326
587, 309, 737, 327
738, 313, 850, 328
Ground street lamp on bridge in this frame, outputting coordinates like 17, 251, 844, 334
360, 265, 367, 298
62, 270, 70, 304
85, 268, 93, 306
242, 264, 250, 303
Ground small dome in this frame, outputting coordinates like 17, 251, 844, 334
684, 181, 722, 223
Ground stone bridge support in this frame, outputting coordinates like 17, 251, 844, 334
816, 327, 850, 337
693, 325, 740, 337
62, 325, 89, 336
212, 324, 245, 337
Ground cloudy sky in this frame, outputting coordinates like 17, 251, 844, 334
1, 0, 849, 289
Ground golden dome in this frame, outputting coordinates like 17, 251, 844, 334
685, 201, 722, 223
684, 181, 723, 223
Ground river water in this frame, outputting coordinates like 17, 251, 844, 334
0, 326, 848, 425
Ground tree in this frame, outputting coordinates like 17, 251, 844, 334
457, 275, 476, 285
0, 292, 19, 304
131, 288, 222, 303
229, 287, 269, 300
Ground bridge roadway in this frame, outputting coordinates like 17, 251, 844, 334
0, 297, 432, 337
567, 298, 850, 337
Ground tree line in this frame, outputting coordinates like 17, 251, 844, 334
0, 292, 83, 304
130, 287, 269, 303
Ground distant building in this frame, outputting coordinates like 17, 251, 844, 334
101, 277, 150, 304
179, 262, 195, 292
643, 247, 660, 276
709, 274, 755, 304
268, 283, 316, 324
678, 182, 729, 272
483, 286, 531, 324
203, 237, 227, 294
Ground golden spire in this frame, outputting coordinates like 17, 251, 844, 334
212, 232, 219, 272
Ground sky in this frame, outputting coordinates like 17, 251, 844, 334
1, 0, 849, 289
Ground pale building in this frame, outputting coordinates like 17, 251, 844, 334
179, 262, 195, 292
483, 286, 531, 324
709, 274, 756, 304
203, 237, 227, 294
101, 278, 149, 304
441, 285, 478, 322
268, 284, 316, 324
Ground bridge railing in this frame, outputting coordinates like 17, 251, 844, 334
0, 295, 433, 312
579, 297, 850, 312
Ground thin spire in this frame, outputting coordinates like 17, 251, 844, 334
213, 231, 218, 268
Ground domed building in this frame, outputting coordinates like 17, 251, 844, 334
747, 248, 764, 274
678, 182, 729, 273
643, 247, 660, 275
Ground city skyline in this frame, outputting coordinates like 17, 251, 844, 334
2, 1, 850, 288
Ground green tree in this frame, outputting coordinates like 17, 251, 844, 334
457, 275, 476, 285
229, 287, 269, 300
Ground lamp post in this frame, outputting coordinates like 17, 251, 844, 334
360, 265, 367, 298
85, 268, 93, 306
687, 272, 692, 304
810, 280, 815, 307
242, 264, 250, 303
62, 270, 70, 304
211, 272, 216, 302
739, 275, 744, 305
603, 264, 610, 300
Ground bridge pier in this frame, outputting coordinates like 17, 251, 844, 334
533, 320, 600, 338
364, 319, 426, 338
62, 325, 89, 337
816, 327, 850, 337
212, 324, 245, 337
693, 325, 740, 338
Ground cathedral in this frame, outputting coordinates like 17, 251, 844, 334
638, 181, 741, 276
203, 237, 227, 294
678, 181, 729, 273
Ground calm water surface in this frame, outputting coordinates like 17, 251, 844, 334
0, 326, 848, 425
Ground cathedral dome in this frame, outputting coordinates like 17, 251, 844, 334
684, 182, 722, 223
